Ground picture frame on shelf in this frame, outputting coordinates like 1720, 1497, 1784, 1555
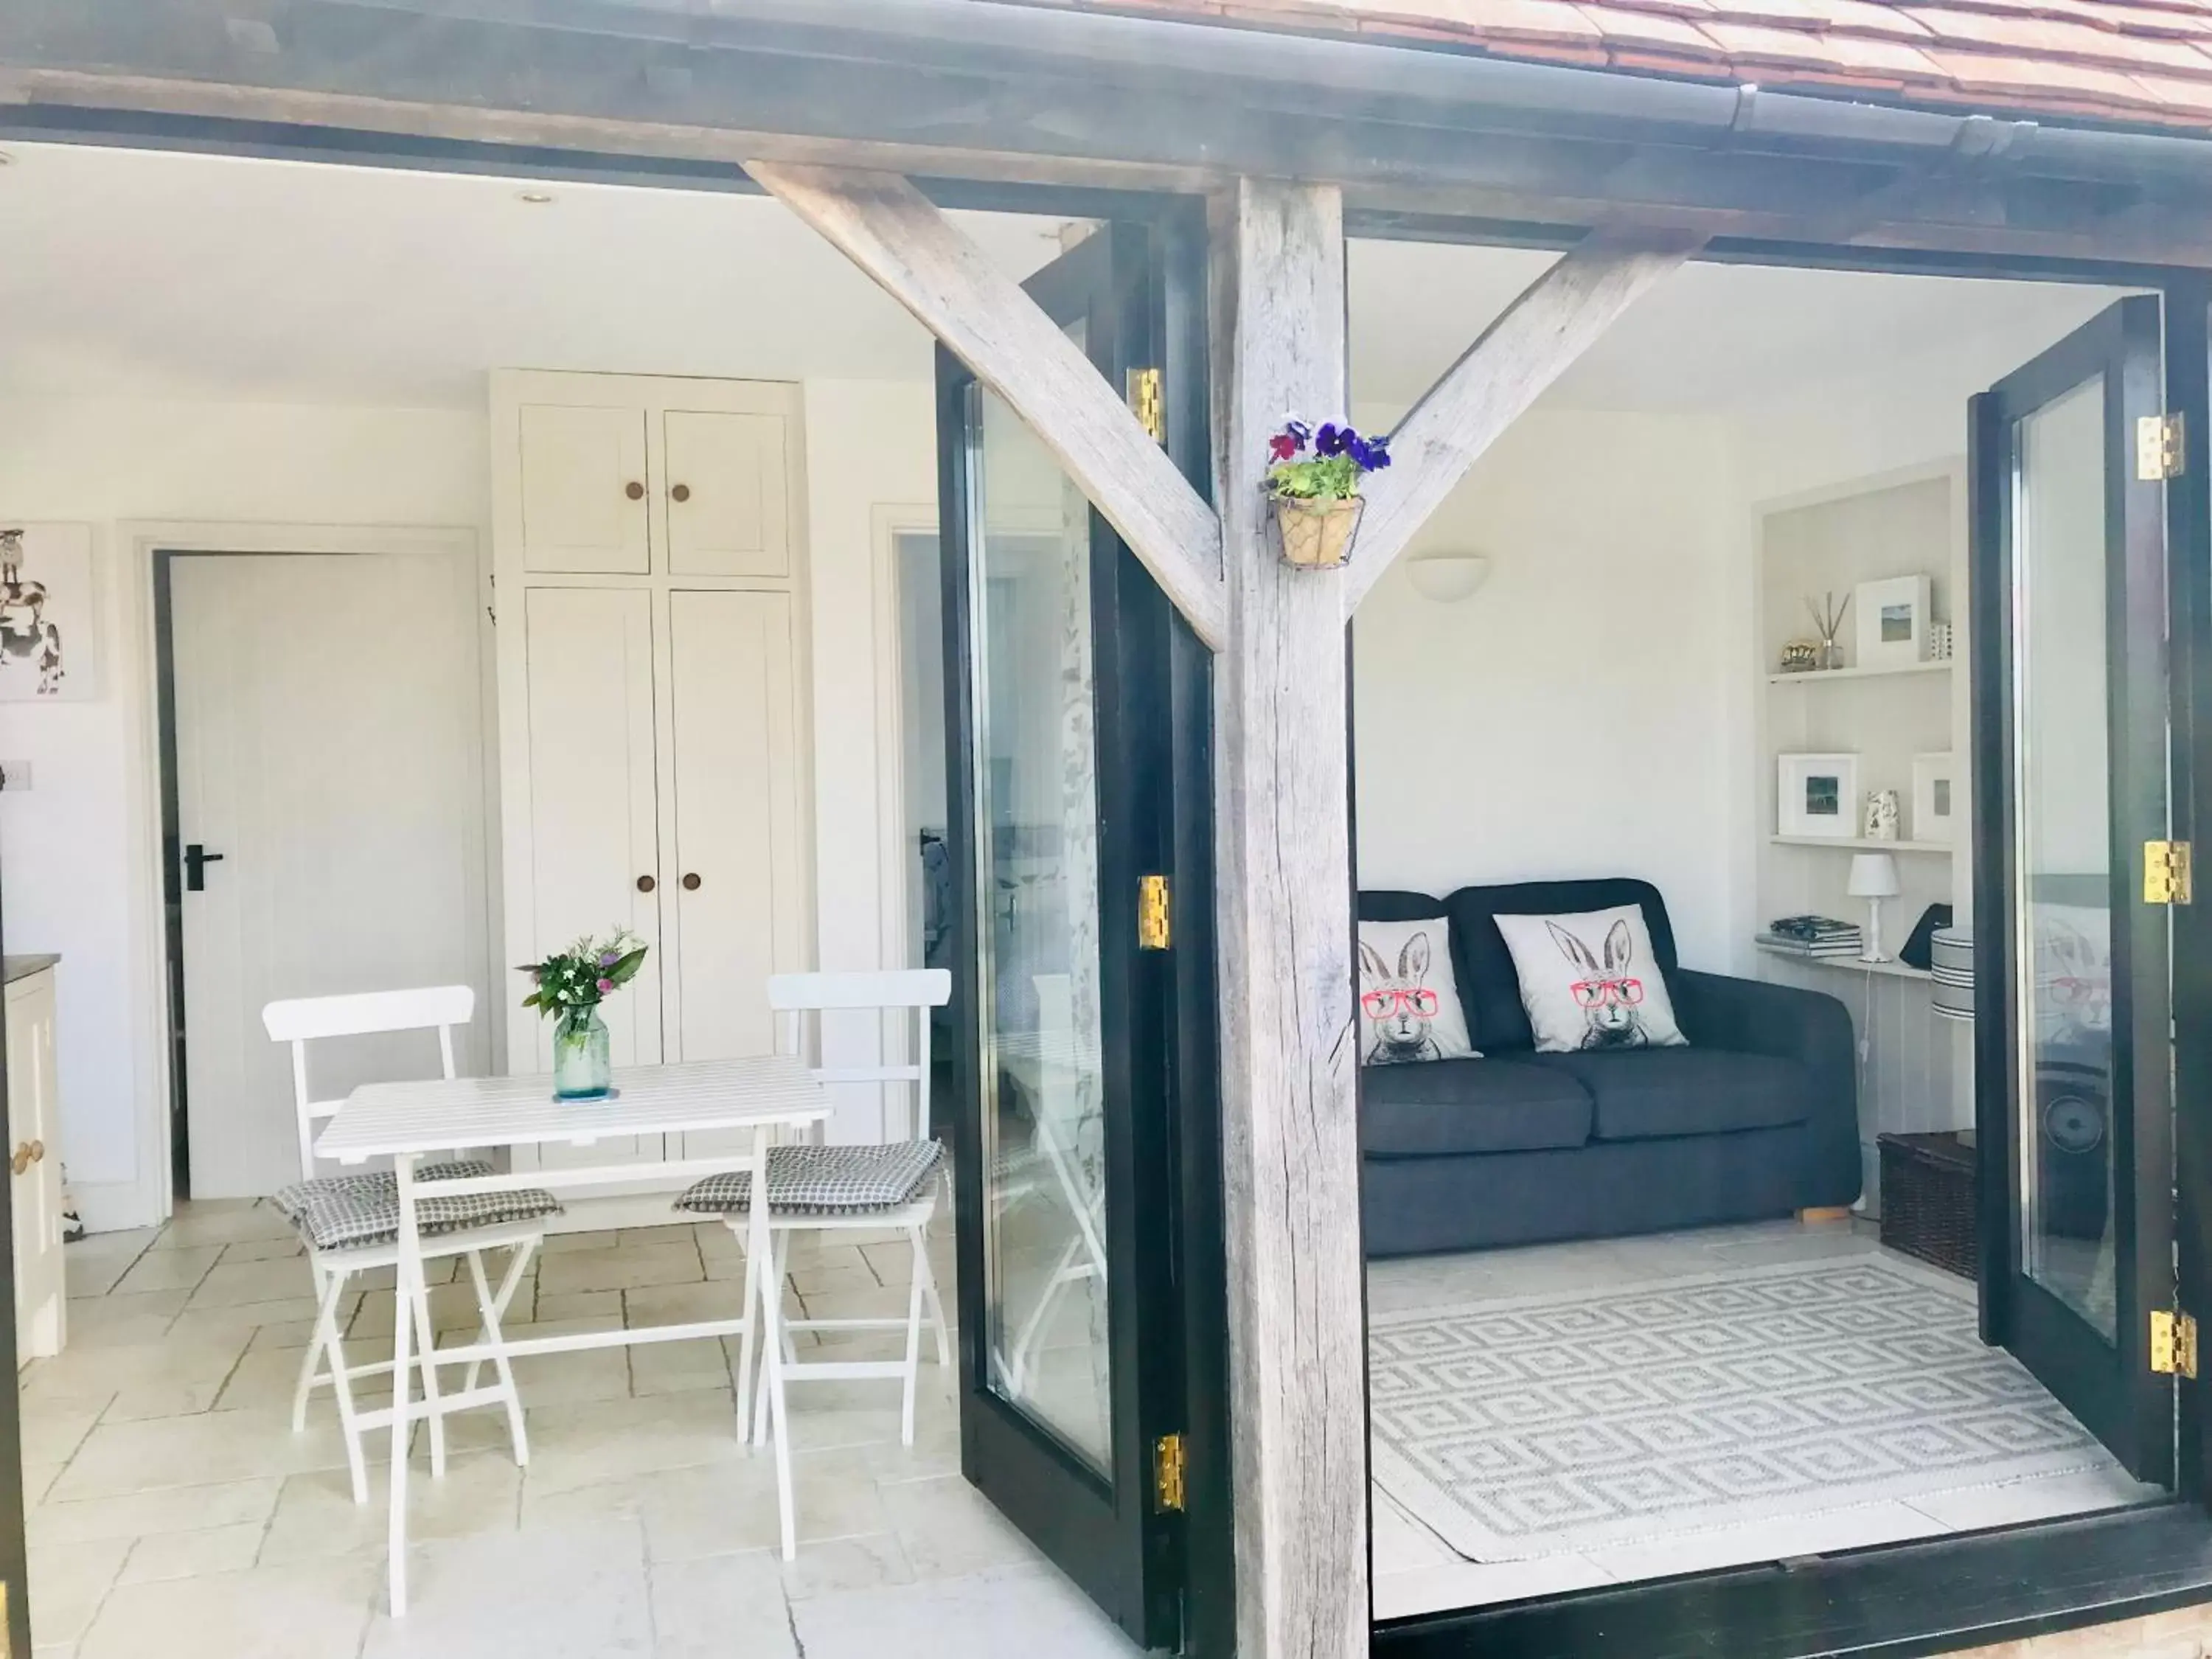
1913, 751, 1957, 844
1854, 573, 1932, 669
1778, 752, 1860, 839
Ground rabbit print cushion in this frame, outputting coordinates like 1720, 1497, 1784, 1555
1493, 905, 1688, 1053
1356, 919, 1478, 1065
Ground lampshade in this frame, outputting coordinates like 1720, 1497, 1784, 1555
1847, 852, 1901, 899
1405, 552, 1492, 604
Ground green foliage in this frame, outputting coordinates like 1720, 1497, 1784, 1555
1266, 453, 1366, 501
519, 930, 647, 1024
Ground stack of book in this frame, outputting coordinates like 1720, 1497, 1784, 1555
1759, 916, 1864, 959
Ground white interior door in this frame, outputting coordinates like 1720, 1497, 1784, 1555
6, 971, 63, 1360
661, 409, 792, 578
664, 589, 801, 1065
173, 550, 491, 1199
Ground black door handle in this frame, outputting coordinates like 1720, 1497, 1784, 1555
184, 844, 225, 891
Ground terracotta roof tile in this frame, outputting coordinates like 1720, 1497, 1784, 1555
1014, 0, 2212, 130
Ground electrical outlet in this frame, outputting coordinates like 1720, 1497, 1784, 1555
0, 761, 31, 792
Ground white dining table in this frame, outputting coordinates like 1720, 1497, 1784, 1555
316, 1056, 832, 1615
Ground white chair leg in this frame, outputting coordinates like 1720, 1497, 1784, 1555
757, 1226, 796, 1562
733, 1218, 762, 1445
914, 1231, 951, 1368
293, 1265, 344, 1433
776, 1231, 799, 1366
462, 1239, 537, 1397
410, 1275, 448, 1480
310, 1269, 369, 1505
901, 1227, 927, 1447
464, 1247, 530, 1467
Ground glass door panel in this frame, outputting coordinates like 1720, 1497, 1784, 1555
967, 379, 1114, 1475
1974, 294, 2176, 1484
936, 220, 1205, 1651
2013, 377, 2119, 1340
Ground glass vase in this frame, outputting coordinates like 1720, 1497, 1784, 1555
552, 1007, 613, 1100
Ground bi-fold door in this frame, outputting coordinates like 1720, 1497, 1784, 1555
936, 218, 1222, 1653
1972, 293, 2203, 1484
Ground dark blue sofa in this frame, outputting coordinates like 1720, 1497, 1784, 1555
1359, 877, 1862, 1257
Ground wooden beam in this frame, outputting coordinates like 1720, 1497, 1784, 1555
1210, 178, 1368, 1659
745, 160, 1229, 651
1341, 227, 1705, 611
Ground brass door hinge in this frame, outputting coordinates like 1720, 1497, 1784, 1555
1154, 1433, 1187, 1512
1127, 366, 1166, 445
2146, 840, 2194, 905
2138, 412, 2186, 481
2152, 1310, 2199, 1377
1138, 874, 1171, 951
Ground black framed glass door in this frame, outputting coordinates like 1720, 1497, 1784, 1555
1972, 295, 2177, 1483
936, 220, 1208, 1649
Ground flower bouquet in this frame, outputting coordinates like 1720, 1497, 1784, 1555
1266, 419, 1391, 568
521, 930, 647, 1100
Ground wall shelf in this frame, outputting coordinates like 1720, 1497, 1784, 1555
1753, 941, 1933, 982
1770, 835, 1952, 853
1767, 661, 1952, 686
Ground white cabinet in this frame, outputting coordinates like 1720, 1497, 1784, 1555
493, 372, 813, 1179
5, 967, 65, 1363
663, 409, 791, 578
515, 403, 652, 574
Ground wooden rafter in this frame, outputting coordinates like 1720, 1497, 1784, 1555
746, 160, 1230, 651
1341, 227, 1707, 612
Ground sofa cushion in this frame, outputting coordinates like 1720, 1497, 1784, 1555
1528, 1048, 1808, 1141
1444, 879, 1680, 1053
1360, 1059, 1594, 1157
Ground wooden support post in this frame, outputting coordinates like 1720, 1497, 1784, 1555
745, 159, 1229, 651
1341, 226, 1705, 611
1211, 177, 1368, 1659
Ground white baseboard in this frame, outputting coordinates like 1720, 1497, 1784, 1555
74, 1178, 161, 1236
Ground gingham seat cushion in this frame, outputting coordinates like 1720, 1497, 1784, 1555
673, 1140, 945, 1217
272, 1161, 563, 1252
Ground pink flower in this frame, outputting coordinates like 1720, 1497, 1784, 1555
597, 977, 616, 994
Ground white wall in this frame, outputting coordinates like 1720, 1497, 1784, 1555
0, 397, 489, 1228
1352, 406, 1755, 973
1, 378, 943, 1220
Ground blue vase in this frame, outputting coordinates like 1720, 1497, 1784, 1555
552, 1007, 613, 1100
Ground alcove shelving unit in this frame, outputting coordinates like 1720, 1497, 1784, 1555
1751, 460, 1975, 1212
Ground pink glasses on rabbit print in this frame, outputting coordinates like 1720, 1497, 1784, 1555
1361, 987, 1439, 1020
1571, 977, 1645, 1009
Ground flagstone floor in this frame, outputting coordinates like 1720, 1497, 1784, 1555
21, 1201, 1142, 1659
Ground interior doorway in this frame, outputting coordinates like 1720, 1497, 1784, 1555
1343, 245, 2181, 1618
152, 541, 493, 1199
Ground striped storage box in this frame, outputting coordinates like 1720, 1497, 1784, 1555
1930, 925, 1974, 1022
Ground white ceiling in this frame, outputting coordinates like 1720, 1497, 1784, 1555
0, 140, 2126, 415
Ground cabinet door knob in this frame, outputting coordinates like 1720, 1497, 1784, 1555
670, 483, 692, 504
10, 1144, 29, 1178
29, 1140, 44, 1164
681, 872, 702, 891
625, 480, 645, 501
636, 874, 657, 894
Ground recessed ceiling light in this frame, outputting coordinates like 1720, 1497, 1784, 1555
517, 189, 555, 205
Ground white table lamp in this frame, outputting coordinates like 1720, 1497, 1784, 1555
1848, 852, 1902, 962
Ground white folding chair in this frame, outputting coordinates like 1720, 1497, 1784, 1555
262, 987, 557, 1504
678, 970, 953, 1447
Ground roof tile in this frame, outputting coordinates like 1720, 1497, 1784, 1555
1900, 5, 2212, 72
1026, 0, 2212, 131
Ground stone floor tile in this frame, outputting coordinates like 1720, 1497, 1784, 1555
75, 1557, 379, 1659
111, 1246, 223, 1298
118, 1522, 268, 1585
48, 1406, 355, 1502
28, 1477, 283, 1546
538, 1242, 703, 1296
877, 1475, 1039, 1581
26, 1537, 131, 1646
258, 1453, 524, 1566
650, 1549, 796, 1659
791, 1564, 1137, 1659
359, 1516, 652, 1657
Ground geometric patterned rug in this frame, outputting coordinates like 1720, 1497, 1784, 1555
1368, 1254, 2118, 1561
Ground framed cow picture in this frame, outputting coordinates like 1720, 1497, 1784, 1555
0, 524, 96, 701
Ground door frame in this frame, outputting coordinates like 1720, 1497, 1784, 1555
114, 519, 494, 1225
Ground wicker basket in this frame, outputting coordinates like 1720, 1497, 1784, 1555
1270, 493, 1363, 568
1878, 1132, 1977, 1279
